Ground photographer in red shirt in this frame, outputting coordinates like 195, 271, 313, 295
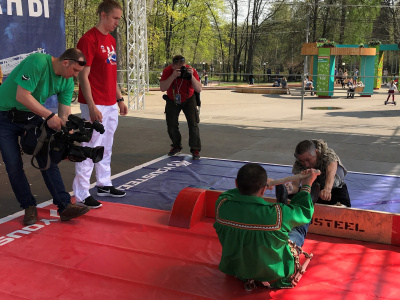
160, 55, 202, 159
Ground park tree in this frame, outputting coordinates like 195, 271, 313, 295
147, 0, 225, 68
64, 0, 400, 84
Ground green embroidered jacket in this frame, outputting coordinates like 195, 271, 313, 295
213, 188, 313, 288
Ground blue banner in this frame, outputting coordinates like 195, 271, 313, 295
0, 0, 65, 62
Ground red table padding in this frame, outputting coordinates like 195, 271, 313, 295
0, 202, 399, 299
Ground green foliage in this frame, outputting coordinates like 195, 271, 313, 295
368, 40, 382, 46
147, 0, 227, 67
64, 0, 398, 80
148, 71, 162, 86
64, 0, 101, 48
316, 38, 336, 48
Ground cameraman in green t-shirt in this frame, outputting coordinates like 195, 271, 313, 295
0, 48, 91, 225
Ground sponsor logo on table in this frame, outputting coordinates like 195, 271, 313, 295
311, 217, 365, 232
0, 219, 59, 246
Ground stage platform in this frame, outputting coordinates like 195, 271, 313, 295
94, 155, 400, 214
0, 155, 399, 299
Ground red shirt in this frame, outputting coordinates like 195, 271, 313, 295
77, 27, 117, 105
161, 65, 200, 102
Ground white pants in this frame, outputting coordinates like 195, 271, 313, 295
73, 103, 119, 202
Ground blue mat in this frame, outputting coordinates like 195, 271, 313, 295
90, 155, 400, 214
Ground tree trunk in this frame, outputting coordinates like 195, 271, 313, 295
233, 0, 239, 82
205, 3, 225, 73
164, 0, 178, 63
73, 0, 79, 46
337, 0, 347, 66
110, 26, 124, 88
311, 0, 319, 42
192, 18, 204, 67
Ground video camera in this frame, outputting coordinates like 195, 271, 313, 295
20, 115, 105, 171
50, 115, 105, 164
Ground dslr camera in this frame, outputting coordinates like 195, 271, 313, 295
178, 66, 192, 80
50, 115, 105, 164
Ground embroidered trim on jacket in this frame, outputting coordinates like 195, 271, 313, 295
215, 198, 282, 230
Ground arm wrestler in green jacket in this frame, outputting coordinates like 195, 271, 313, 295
214, 163, 320, 288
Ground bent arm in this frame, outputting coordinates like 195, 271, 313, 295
78, 66, 103, 122
16, 86, 54, 118
16, 86, 65, 130
160, 75, 175, 92
78, 66, 95, 109
160, 69, 177, 92
58, 103, 71, 123
191, 76, 202, 93
320, 161, 338, 201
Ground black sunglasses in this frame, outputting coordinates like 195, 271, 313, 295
173, 57, 185, 63
64, 58, 87, 66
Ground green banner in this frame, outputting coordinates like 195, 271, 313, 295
317, 48, 332, 96
374, 46, 383, 89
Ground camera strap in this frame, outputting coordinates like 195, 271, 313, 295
174, 78, 184, 96
31, 121, 55, 171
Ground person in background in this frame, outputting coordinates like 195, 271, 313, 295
347, 79, 355, 98
383, 68, 388, 85
281, 77, 288, 89
385, 80, 398, 105
248, 74, 254, 85
304, 79, 314, 96
353, 68, 358, 84
337, 68, 343, 85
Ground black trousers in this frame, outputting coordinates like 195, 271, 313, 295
289, 183, 351, 207
316, 183, 351, 207
165, 94, 201, 151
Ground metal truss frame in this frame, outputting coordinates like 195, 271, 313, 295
0, 49, 45, 76
126, 0, 149, 110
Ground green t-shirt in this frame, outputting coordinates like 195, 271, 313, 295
0, 53, 74, 112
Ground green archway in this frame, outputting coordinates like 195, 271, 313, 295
301, 43, 400, 97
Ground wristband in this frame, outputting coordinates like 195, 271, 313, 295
117, 97, 124, 103
45, 112, 55, 121
300, 185, 311, 193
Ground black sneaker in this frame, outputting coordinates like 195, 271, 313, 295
275, 184, 288, 205
97, 186, 126, 198
81, 196, 102, 208
168, 147, 182, 156
59, 203, 90, 221
23, 205, 38, 225
191, 150, 200, 160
